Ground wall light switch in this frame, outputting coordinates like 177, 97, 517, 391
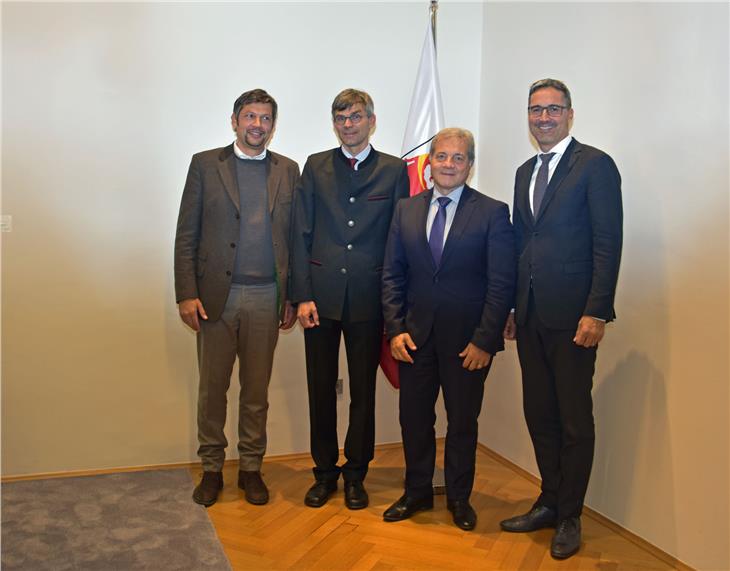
1, 215, 11, 232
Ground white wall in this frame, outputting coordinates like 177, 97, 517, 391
1, 1, 483, 475
477, 3, 729, 570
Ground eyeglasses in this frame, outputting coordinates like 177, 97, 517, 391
528, 105, 568, 118
334, 112, 364, 125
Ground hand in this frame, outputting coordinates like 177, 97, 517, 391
459, 343, 492, 371
573, 316, 605, 348
503, 312, 516, 340
178, 298, 207, 332
297, 301, 320, 329
280, 300, 297, 330
390, 333, 417, 364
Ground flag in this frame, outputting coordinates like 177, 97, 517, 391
402, 20, 445, 196
380, 16, 445, 389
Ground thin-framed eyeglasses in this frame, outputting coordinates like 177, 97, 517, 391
528, 105, 568, 118
334, 112, 365, 125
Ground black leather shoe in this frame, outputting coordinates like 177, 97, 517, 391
238, 470, 269, 505
447, 499, 477, 531
193, 471, 223, 507
344, 481, 368, 510
304, 480, 337, 508
383, 494, 434, 522
551, 517, 581, 559
500, 505, 557, 532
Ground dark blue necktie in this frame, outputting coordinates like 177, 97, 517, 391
429, 196, 451, 266
532, 152, 555, 218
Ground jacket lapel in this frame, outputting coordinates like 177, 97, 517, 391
266, 152, 281, 214
535, 138, 581, 222
217, 145, 240, 212
417, 190, 437, 271
438, 186, 476, 269
517, 159, 536, 228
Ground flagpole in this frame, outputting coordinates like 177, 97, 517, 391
430, 0, 438, 53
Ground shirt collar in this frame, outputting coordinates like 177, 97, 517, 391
431, 184, 465, 206
233, 141, 267, 161
537, 135, 572, 159
341, 144, 372, 165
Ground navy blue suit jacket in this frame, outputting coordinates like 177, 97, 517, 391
513, 138, 623, 329
382, 185, 516, 357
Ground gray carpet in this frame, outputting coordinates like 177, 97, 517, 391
1, 469, 231, 570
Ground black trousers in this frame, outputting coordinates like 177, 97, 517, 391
516, 291, 597, 520
303, 314, 382, 483
399, 333, 490, 502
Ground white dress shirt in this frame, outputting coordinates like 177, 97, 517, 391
425, 185, 465, 247
341, 144, 372, 170
528, 135, 572, 214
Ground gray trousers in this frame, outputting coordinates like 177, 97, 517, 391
196, 283, 279, 472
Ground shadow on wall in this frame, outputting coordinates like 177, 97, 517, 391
590, 350, 676, 553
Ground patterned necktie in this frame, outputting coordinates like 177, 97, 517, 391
429, 197, 451, 266
532, 152, 555, 218
348, 157, 357, 170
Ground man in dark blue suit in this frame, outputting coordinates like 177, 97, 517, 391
381, 128, 516, 530
500, 79, 623, 559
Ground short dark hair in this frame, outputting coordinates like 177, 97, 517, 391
331, 89, 374, 119
429, 128, 475, 163
528, 78, 572, 109
233, 89, 278, 123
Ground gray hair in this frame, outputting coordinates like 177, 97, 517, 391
528, 78, 572, 109
429, 128, 475, 163
331, 88, 374, 119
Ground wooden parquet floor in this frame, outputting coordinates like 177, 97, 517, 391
192, 443, 679, 570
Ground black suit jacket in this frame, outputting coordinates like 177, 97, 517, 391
382, 186, 516, 357
290, 147, 409, 322
513, 138, 623, 329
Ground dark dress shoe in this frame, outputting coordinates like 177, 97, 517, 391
344, 481, 368, 510
304, 480, 337, 508
383, 494, 433, 522
551, 517, 581, 559
238, 470, 269, 505
447, 499, 477, 531
500, 505, 557, 532
193, 471, 223, 507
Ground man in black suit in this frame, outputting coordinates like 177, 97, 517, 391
500, 79, 623, 559
290, 89, 410, 510
381, 128, 515, 530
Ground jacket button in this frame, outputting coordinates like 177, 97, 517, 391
349, 196, 356, 203
340, 268, 347, 275
347, 244, 353, 251
235, 214, 240, 220
347, 220, 355, 227
226, 271, 231, 276
230, 243, 236, 248
533, 232, 539, 237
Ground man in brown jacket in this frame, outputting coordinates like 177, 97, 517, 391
175, 88, 300, 507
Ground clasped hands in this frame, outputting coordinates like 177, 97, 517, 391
390, 333, 492, 371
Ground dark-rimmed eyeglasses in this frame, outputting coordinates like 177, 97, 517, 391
528, 105, 568, 118
334, 112, 364, 125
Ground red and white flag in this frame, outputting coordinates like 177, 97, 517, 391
380, 16, 445, 389
402, 20, 445, 196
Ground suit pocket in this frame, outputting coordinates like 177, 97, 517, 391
563, 260, 592, 274
367, 194, 390, 202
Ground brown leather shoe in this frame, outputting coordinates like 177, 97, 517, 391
238, 470, 269, 505
193, 471, 223, 507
